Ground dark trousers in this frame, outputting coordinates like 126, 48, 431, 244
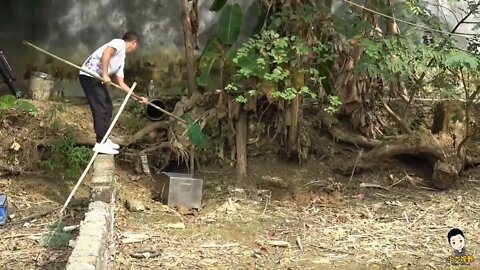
79, 75, 113, 143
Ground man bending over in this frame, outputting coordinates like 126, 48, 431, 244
79, 31, 148, 155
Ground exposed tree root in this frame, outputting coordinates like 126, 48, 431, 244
140, 142, 172, 155
318, 111, 382, 149
128, 121, 169, 145
335, 100, 474, 190
465, 155, 480, 167
37, 121, 169, 148
336, 132, 463, 190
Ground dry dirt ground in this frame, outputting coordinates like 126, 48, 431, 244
1, 101, 480, 270
0, 175, 90, 270
0, 101, 107, 270
113, 156, 480, 270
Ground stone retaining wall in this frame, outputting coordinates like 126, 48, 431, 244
66, 155, 116, 270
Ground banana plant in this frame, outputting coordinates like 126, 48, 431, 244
197, 1, 243, 88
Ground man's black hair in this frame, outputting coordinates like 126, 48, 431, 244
123, 31, 140, 42
448, 228, 464, 243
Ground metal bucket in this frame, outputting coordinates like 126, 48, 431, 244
30, 71, 54, 101
145, 99, 166, 121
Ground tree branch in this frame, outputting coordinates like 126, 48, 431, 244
377, 94, 412, 134
403, 1, 480, 118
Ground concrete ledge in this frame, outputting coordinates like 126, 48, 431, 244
66, 155, 116, 270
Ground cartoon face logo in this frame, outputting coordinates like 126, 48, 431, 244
448, 228, 465, 253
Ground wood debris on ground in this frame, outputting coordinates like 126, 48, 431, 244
112, 163, 480, 269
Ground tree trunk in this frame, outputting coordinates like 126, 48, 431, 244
383, 0, 411, 128
235, 107, 249, 187
288, 96, 301, 156
332, 0, 383, 137
180, 0, 199, 94
287, 71, 304, 159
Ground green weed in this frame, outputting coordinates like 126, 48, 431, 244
42, 129, 92, 180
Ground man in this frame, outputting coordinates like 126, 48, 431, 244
79, 31, 148, 155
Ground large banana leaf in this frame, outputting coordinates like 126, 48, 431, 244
218, 4, 242, 46
183, 115, 207, 146
197, 38, 222, 87
209, 0, 228, 12
198, 52, 220, 87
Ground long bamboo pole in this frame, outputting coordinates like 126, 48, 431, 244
45, 83, 137, 246
59, 82, 137, 215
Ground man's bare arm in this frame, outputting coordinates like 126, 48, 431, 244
116, 76, 131, 92
116, 76, 149, 104
101, 47, 117, 84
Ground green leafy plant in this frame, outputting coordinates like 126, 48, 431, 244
198, 4, 339, 109
225, 29, 333, 102
123, 103, 147, 134
325, 95, 342, 114
183, 114, 207, 146
0, 95, 37, 116
406, 0, 426, 15
42, 130, 92, 179
356, 35, 425, 82
356, 32, 480, 99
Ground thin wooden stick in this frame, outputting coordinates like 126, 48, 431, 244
190, 146, 195, 175
59, 82, 137, 215
10, 206, 61, 225
22, 41, 186, 124
1, 233, 44, 240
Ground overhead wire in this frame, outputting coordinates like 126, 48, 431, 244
342, 0, 478, 39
